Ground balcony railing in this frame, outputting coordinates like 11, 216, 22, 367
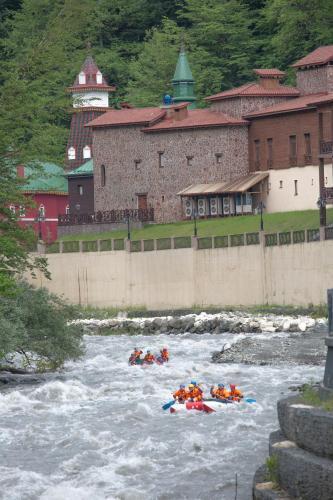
320, 140, 333, 155
58, 208, 155, 226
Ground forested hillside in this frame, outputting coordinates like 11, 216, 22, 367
0, 0, 332, 163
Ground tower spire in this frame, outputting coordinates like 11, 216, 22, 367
172, 40, 196, 108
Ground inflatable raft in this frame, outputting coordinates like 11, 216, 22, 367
169, 398, 255, 413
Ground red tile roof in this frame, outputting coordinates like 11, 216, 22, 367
86, 107, 166, 127
244, 93, 330, 118
143, 109, 248, 132
292, 45, 333, 68
69, 55, 115, 92
254, 68, 285, 77
205, 82, 299, 101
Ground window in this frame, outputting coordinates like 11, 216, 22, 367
79, 72, 86, 84
254, 140, 260, 167
325, 176, 328, 185
65, 205, 70, 214
96, 71, 102, 84
311, 178, 314, 186
215, 153, 222, 164
162, 195, 165, 202
304, 133, 312, 164
101, 165, 106, 187
158, 151, 165, 168
279, 180, 283, 189
78, 185, 83, 196
134, 159, 141, 170
186, 155, 193, 166
267, 138, 273, 168
83, 145, 91, 159
68, 147, 76, 160
289, 135, 297, 164
294, 180, 298, 196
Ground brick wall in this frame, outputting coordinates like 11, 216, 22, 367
248, 108, 319, 172
210, 96, 294, 118
93, 124, 249, 222
296, 66, 331, 95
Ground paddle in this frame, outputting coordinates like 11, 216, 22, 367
162, 400, 176, 410
245, 398, 256, 404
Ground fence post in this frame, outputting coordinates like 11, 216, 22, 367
37, 241, 46, 254
59, 241, 64, 253
320, 226, 326, 241
153, 238, 157, 251
170, 237, 175, 249
191, 236, 198, 250
79, 240, 83, 252
125, 238, 131, 252
97, 239, 101, 252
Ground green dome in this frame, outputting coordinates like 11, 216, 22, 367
22, 162, 68, 193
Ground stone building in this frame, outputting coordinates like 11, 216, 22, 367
68, 45, 333, 223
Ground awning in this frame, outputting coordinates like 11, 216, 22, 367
177, 172, 269, 196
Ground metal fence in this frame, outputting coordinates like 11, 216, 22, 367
58, 208, 155, 226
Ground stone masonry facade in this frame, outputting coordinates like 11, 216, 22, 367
93, 124, 249, 222
297, 65, 333, 95
210, 96, 294, 119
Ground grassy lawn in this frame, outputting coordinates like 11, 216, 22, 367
59, 208, 333, 241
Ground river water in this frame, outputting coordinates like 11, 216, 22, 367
0, 331, 324, 500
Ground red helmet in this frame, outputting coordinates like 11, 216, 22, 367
162, 347, 168, 351
230, 384, 236, 389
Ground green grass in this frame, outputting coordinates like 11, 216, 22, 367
300, 384, 333, 412
265, 455, 279, 484
59, 209, 333, 242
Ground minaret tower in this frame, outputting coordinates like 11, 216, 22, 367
65, 54, 115, 170
172, 43, 196, 108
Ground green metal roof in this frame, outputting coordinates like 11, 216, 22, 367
66, 159, 94, 177
22, 162, 68, 193
172, 49, 194, 83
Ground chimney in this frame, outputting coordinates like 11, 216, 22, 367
17, 165, 25, 178
254, 69, 286, 89
161, 101, 189, 121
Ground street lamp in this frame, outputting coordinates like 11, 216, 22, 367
191, 208, 198, 237
35, 207, 45, 241
258, 201, 265, 231
317, 196, 327, 227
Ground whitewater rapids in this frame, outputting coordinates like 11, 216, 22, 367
0, 331, 324, 500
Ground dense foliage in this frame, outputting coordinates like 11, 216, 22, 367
0, 0, 332, 162
0, 282, 83, 371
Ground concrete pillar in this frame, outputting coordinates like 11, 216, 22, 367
170, 237, 175, 249
191, 236, 198, 250
79, 241, 83, 252
97, 240, 101, 252
59, 241, 64, 253
37, 241, 46, 254
324, 289, 333, 390
125, 239, 131, 252
320, 226, 326, 241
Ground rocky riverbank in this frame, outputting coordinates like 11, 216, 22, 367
72, 311, 325, 336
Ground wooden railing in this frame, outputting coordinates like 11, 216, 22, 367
58, 208, 155, 226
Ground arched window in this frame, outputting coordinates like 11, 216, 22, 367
83, 145, 91, 159
68, 147, 76, 160
79, 71, 86, 84
96, 71, 102, 84
39, 204, 45, 218
101, 164, 106, 187
65, 205, 70, 214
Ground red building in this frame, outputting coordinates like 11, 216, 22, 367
15, 163, 68, 242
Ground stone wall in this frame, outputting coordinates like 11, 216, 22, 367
93, 124, 249, 223
253, 395, 333, 500
296, 66, 332, 95
210, 96, 293, 119
30, 239, 333, 309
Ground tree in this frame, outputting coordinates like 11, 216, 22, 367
0, 282, 83, 371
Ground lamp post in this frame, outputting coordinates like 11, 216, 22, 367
192, 208, 198, 237
317, 196, 327, 227
35, 208, 45, 241
258, 201, 265, 231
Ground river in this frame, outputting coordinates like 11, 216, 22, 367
0, 330, 324, 500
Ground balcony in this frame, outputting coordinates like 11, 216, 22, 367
289, 156, 297, 167
304, 154, 312, 165
320, 140, 333, 156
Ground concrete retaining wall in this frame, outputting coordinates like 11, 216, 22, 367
30, 239, 333, 308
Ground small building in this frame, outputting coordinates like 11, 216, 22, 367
16, 163, 68, 242
66, 159, 94, 215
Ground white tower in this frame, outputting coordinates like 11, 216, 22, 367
68, 55, 115, 108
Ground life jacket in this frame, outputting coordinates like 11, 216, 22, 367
229, 388, 243, 401
214, 387, 230, 400
144, 353, 155, 363
188, 387, 203, 401
161, 350, 169, 361
173, 388, 188, 401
